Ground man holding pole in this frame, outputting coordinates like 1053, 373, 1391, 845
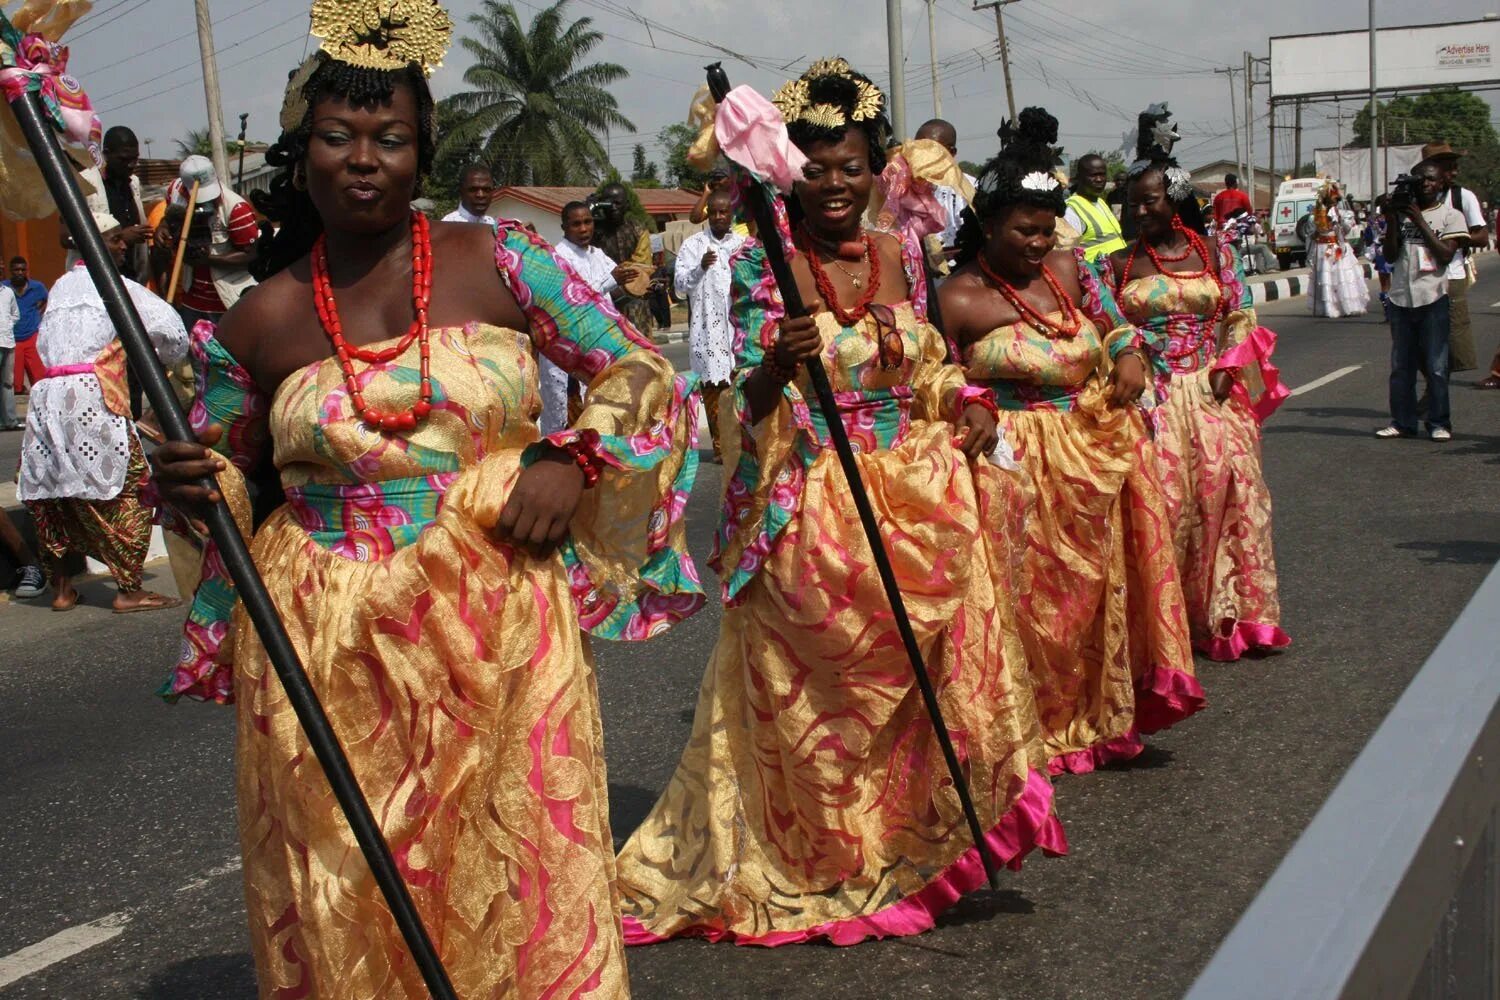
154, 155, 258, 328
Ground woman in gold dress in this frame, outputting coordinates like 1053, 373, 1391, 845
149, 6, 701, 996
938, 108, 1204, 774
1110, 110, 1290, 661
614, 60, 1064, 948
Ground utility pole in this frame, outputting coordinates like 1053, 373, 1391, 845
925, 0, 941, 118
1244, 50, 1255, 210
194, 0, 231, 189
1267, 103, 1275, 205
887, 0, 907, 139
1368, 0, 1378, 208
1216, 66, 1243, 184
1293, 98, 1302, 173
974, 0, 1018, 122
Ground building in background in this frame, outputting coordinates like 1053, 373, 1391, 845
491, 186, 702, 240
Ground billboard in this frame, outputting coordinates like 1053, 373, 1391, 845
1270, 19, 1500, 100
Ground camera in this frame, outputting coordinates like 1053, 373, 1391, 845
1389, 173, 1421, 211
163, 201, 217, 257
587, 197, 619, 225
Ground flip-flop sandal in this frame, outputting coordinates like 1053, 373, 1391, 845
52, 595, 80, 612
112, 594, 182, 615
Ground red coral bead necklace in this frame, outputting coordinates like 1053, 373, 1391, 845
977, 254, 1082, 338
312, 210, 434, 433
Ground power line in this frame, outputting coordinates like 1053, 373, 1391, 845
95, 18, 310, 115
91, 8, 310, 111
84, 0, 283, 79
70, 0, 156, 41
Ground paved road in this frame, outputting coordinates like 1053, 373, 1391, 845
4, 275, 1500, 999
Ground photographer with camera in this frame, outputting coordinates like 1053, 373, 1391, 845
1377, 161, 1471, 442
589, 181, 655, 337
152, 156, 258, 328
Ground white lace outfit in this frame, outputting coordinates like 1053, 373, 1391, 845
673, 228, 744, 386
542, 239, 620, 434
18, 266, 187, 502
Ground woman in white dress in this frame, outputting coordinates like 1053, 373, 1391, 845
1309, 181, 1370, 318
18, 212, 187, 611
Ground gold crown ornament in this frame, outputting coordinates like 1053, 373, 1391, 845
309, 0, 453, 75
771, 58, 885, 131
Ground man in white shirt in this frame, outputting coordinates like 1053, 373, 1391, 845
1419, 144, 1488, 374
441, 164, 498, 226
674, 189, 745, 462
0, 279, 18, 430
1376, 162, 1470, 442
542, 201, 628, 434
915, 118, 979, 254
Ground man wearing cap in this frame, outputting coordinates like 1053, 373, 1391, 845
1421, 143, 1488, 376
18, 211, 186, 611
158, 155, 258, 327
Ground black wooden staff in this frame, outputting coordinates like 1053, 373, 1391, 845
706, 64, 1002, 890
4, 83, 458, 1000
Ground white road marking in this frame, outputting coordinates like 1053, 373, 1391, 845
0, 855, 242, 988
1291, 365, 1363, 396
0, 913, 131, 989
1489, 299, 1500, 308
174, 857, 242, 894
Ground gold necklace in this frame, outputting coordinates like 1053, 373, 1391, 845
827, 245, 870, 288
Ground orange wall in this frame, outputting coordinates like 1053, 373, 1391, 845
0, 213, 67, 284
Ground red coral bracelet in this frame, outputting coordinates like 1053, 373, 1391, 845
559, 438, 603, 488
959, 391, 999, 422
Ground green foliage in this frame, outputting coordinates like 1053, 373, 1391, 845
438, 0, 634, 187
631, 143, 660, 185
597, 167, 655, 231
428, 102, 482, 217
658, 121, 711, 190
173, 128, 256, 159
958, 159, 985, 178
1352, 88, 1500, 200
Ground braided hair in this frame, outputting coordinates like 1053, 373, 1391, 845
954, 106, 1065, 267
777, 59, 892, 229
250, 55, 437, 280
1123, 104, 1207, 237
783, 66, 891, 175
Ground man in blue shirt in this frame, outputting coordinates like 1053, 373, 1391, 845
9, 256, 47, 394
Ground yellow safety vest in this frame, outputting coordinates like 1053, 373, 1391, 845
1065, 193, 1126, 262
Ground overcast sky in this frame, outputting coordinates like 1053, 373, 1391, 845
66, 0, 1500, 179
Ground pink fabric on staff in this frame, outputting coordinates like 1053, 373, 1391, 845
715, 85, 808, 192
876, 153, 949, 242
1214, 325, 1291, 423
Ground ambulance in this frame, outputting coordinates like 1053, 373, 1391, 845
1269, 177, 1325, 269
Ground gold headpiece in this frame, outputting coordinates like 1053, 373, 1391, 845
771, 57, 885, 131
309, 0, 453, 75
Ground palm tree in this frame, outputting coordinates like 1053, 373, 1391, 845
441, 0, 633, 187
174, 128, 212, 158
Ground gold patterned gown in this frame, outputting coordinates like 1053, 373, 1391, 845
160, 226, 704, 999
962, 249, 1205, 775
615, 239, 1065, 947
1115, 236, 1290, 661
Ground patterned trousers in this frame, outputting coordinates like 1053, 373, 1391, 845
702, 382, 726, 459
26, 436, 153, 591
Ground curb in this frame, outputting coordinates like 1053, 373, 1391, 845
651, 329, 689, 346
1247, 263, 1375, 306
